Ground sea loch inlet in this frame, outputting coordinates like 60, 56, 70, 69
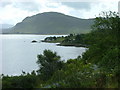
1, 34, 86, 75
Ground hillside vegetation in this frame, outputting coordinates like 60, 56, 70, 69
1, 11, 119, 88
5, 12, 94, 34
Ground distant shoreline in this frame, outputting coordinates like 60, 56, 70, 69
1, 33, 68, 35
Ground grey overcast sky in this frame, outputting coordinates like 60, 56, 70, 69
0, 0, 119, 25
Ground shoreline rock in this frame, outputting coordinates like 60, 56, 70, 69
57, 43, 88, 48
31, 40, 37, 43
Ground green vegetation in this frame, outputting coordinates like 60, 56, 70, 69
42, 34, 88, 47
4, 12, 94, 34
2, 11, 119, 88
36, 50, 64, 81
42, 36, 65, 43
2, 71, 39, 88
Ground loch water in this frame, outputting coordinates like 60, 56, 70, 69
1, 35, 87, 75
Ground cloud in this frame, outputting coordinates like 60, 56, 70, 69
0, 0, 74, 25
0, 2, 38, 25
0, 0, 119, 25
61, 2, 91, 11
74, 2, 118, 18
12, 2, 40, 12
59, 1, 118, 19
0, 2, 12, 7
118, 1, 120, 17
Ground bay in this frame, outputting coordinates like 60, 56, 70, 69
1, 34, 87, 76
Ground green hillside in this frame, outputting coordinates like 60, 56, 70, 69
9, 12, 94, 34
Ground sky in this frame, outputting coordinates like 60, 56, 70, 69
0, 0, 119, 25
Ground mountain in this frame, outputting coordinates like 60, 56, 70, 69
5, 12, 94, 34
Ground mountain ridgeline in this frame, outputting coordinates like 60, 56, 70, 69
6, 12, 94, 34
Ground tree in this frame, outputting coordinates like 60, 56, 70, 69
69, 34, 74, 37
72, 34, 85, 44
82, 11, 120, 71
36, 50, 64, 81
92, 11, 119, 31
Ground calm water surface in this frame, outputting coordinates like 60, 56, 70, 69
1, 35, 87, 75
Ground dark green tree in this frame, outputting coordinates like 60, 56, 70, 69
36, 50, 64, 81
83, 11, 120, 71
